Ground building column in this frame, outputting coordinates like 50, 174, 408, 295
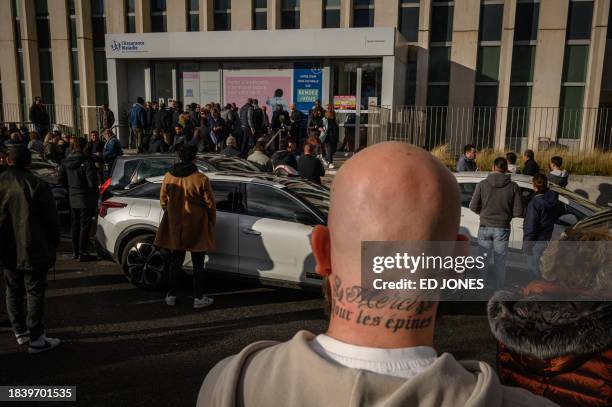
135, 0, 151, 33
107, 58, 130, 145
529, 0, 569, 148
448, 0, 480, 150
0, 0, 22, 121
341, 0, 353, 28
106, 0, 126, 33
494, 0, 517, 150
75, 0, 97, 133
232, 0, 253, 30
167, 0, 187, 32
374, 0, 399, 27
580, 0, 610, 151
20, 0, 41, 105
268, 0, 281, 29
48, 0, 74, 127
301, 0, 324, 28
415, 0, 431, 107
200, 0, 214, 31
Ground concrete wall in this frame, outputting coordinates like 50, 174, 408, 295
301, 0, 323, 28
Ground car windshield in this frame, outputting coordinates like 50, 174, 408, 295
283, 180, 330, 218
550, 185, 604, 214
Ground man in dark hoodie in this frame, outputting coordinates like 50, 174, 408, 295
59, 138, 99, 261
469, 157, 523, 289
154, 145, 216, 310
523, 174, 560, 278
220, 136, 241, 157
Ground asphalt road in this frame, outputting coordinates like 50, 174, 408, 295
0, 242, 497, 407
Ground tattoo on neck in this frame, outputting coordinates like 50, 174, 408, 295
329, 275, 434, 333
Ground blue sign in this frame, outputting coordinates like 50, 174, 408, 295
293, 63, 322, 115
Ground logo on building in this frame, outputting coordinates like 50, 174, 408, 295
110, 39, 146, 53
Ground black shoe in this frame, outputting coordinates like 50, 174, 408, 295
79, 254, 96, 262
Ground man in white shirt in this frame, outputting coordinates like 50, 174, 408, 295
198, 142, 556, 407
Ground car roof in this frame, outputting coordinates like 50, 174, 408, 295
145, 171, 290, 188
453, 171, 535, 184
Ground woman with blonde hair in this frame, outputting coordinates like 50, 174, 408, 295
488, 225, 612, 406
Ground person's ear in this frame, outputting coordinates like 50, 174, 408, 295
455, 234, 470, 257
311, 225, 331, 277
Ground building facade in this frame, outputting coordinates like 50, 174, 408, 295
0, 0, 610, 150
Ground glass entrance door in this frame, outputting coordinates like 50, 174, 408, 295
331, 60, 382, 151
152, 62, 175, 103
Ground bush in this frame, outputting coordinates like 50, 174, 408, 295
432, 144, 612, 176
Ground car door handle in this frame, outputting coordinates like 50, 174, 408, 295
242, 228, 261, 236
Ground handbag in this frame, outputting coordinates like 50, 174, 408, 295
319, 117, 328, 143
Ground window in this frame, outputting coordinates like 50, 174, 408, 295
211, 181, 239, 212
507, 1, 539, 141
281, 0, 300, 29
151, 0, 167, 32
353, 0, 374, 28
36, 0, 54, 104
514, 0, 539, 41
126, 0, 136, 33
405, 47, 418, 105
323, 0, 340, 28
430, 2, 453, 43
566, 0, 594, 40
246, 184, 314, 223
126, 183, 162, 199
188, 0, 199, 31
558, 0, 594, 139
214, 0, 231, 31
399, 0, 419, 42
479, 3, 503, 42
133, 158, 176, 184
253, 0, 267, 30
92, 0, 108, 105
459, 183, 476, 208
428, 47, 451, 83
473, 1, 503, 145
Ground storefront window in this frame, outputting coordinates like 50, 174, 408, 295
153, 62, 174, 102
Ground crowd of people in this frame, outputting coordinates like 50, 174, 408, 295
1, 97, 610, 406
127, 97, 354, 173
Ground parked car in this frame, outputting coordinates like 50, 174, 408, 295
96, 172, 330, 290
99, 153, 263, 201
456, 172, 604, 249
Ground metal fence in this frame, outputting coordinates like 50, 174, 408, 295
0, 103, 105, 138
365, 105, 612, 173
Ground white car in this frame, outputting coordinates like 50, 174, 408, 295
96, 171, 602, 290
455, 172, 603, 249
96, 172, 330, 290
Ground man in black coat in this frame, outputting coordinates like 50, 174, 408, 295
59, 138, 99, 261
28, 96, 50, 137
522, 149, 540, 176
0, 145, 61, 353
271, 140, 298, 170
297, 143, 325, 185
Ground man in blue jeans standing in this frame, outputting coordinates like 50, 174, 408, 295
469, 157, 523, 289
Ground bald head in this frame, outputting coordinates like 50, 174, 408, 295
327, 142, 460, 281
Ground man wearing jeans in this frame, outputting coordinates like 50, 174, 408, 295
0, 145, 61, 353
154, 145, 216, 309
469, 157, 523, 289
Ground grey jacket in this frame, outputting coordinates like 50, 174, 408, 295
198, 330, 556, 407
469, 173, 523, 228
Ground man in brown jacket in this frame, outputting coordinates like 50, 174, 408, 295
154, 144, 216, 309
197, 142, 555, 406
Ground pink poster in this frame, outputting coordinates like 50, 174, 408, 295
224, 75, 292, 112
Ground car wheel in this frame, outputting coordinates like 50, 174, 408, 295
121, 234, 168, 290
